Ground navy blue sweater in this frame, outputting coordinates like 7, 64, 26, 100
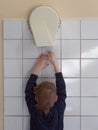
25, 72, 67, 130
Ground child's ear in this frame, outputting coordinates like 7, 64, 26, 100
55, 95, 58, 102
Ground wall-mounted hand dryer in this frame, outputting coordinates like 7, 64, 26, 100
29, 6, 61, 47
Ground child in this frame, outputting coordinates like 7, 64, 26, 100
25, 52, 67, 130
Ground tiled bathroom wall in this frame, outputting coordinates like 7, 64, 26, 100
3, 20, 98, 130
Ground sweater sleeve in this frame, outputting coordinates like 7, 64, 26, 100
25, 74, 38, 114
54, 72, 67, 114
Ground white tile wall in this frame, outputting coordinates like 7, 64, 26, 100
64, 117, 80, 130
81, 20, 98, 39
62, 40, 80, 58
4, 40, 22, 58
81, 40, 98, 58
64, 98, 80, 115
41, 77, 55, 83
3, 20, 98, 130
81, 78, 98, 96
81, 59, 98, 77
4, 59, 22, 77
23, 59, 40, 77
81, 98, 98, 115
4, 21, 22, 39
23, 40, 41, 58
23, 117, 30, 130
62, 20, 80, 39
81, 117, 98, 130
23, 21, 33, 39
4, 97, 22, 115
65, 78, 80, 96
62, 59, 80, 77
4, 78, 22, 96
4, 117, 22, 130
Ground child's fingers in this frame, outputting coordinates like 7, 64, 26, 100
40, 54, 46, 59
47, 51, 51, 54
47, 52, 51, 59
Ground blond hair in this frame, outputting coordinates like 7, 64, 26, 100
34, 81, 57, 114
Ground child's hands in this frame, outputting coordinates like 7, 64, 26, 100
33, 52, 60, 75
47, 51, 57, 65
47, 51, 60, 73
33, 54, 49, 75
37, 54, 49, 69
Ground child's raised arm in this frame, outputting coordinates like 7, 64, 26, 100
48, 51, 67, 113
25, 54, 49, 114
33, 54, 49, 75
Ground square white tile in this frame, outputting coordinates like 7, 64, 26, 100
64, 98, 80, 115
81, 78, 98, 96
4, 97, 22, 115
81, 20, 98, 39
81, 40, 98, 58
4, 40, 22, 58
4, 59, 22, 77
41, 40, 61, 58
62, 60, 80, 77
64, 117, 80, 130
65, 78, 80, 96
4, 117, 22, 130
81, 117, 98, 130
4, 21, 22, 39
81, 59, 98, 77
62, 40, 80, 58
22, 21, 33, 39
4, 78, 22, 96
23, 40, 41, 58
23, 59, 41, 77
23, 117, 30, 130
62, 20, 80, 39
81, 98, 98, 115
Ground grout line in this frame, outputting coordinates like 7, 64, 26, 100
4, 95, 72, 98
4, 38, 98, 40
4, 57, 98, 60
80, 20, 82, 130
64, 115, 98, 117
4, 115, 98, 117
22, 20, 24, 130
3, 20, 5, 130
60, 23, 62, 71
4, 76, 98, 78
4, 38, 62, 40
4, 115, 29, 117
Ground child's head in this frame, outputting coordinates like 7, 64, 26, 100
34, 81, 58, 114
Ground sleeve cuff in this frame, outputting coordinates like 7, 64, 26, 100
29, 74, 38, 82
55, 72, 63, 79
